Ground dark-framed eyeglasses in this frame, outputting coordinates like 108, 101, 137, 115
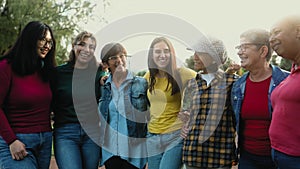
235, 43, 264, 52
39, 38, 53, 49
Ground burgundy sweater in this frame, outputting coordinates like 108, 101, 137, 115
0, 59, 52, 145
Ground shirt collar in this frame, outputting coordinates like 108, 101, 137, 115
105, 70, 134, 85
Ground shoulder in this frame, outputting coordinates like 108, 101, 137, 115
55, 62, 72, 72
143, 71, 150, 78
271, 65, 290, 76
0, 59, 12, 76
178, 67, 196, 83
178, 67, 196, 76
226, 73, 240, 79
271, 65, 290, 84
221, 73, 239, 84
224, 72, 243, 86
233, 71, 248, 83
0, 59, 10, 68
132, 76, 148, 90
133, 76, 147, 84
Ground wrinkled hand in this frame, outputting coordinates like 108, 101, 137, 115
100, 75, 109, 85
99, 165, 106, 169
9, 140, 28, 160
178, 111, 190, 123
178, 111, 191, 139
226, 63, 241, 74
180, 123, 190, 139
232, 160, 238, 166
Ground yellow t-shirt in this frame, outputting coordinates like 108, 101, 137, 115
144, 67, 196, 134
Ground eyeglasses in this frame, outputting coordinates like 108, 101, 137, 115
108, 54, 127, 61
76, 42, 96, 50
235, 43, 264, 52
39, 38, 53, 48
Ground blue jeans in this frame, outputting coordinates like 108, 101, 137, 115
272, 148, 300, 169
54, 123, 101, 169
0, 132, 52, 169
238, 149, 275, 169
147, 130, 183, 169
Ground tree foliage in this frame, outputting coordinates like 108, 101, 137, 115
136, 70, 147, 77
270, 54, 292, 71
0, 0, 106, 64
279, 57, 292, 71
270, 54, 279, 66
185, 55, 194, 70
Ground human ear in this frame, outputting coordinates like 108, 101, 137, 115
260, 46, 268, 57
296, 25, 300, 39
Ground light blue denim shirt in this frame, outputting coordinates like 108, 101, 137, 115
99, 71, 148, 168
231, 65, 289, 154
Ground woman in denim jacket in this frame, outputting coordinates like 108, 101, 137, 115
98, 43, 149, 169
231, 29, 289, 169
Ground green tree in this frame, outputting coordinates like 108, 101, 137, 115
136, 70, 147, 77
0, 0, 108, 64
222, 57, 234, 71
279, 57, 292, 71
270, 54, 279, 66
185, 55, 194, 70
270, 54, 292, 71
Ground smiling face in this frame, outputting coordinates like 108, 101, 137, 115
37, 30, 53, 59
73, 37, 96, 68
270, 19, 299, 61
106, 52, 127, 74
152, 41, 171, 69
193, 52, 216, 73
237, 37, 264, 70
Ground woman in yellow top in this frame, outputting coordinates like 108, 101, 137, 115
144, 37, 196, 169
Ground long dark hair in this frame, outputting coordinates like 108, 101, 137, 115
147, 37, 182, 95
1, 21, 56, 81
67, 31, 98, 69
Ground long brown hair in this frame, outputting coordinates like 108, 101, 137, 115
147, 37, 182, 95
67, 31, 98, 69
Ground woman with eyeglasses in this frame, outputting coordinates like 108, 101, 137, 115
98, 42, 149, 169
0, 21, 56, 169
51, 31, 102, 169
231, 28, 289, 169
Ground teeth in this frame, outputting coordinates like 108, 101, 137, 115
80, 54, 89, 58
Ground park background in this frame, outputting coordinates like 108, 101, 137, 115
1, 0, 298, 73
1, 0, 299, 168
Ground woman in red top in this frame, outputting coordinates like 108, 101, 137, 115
0, 21, 56, 169
231, 28, 289, 169
269, 15, 300, 169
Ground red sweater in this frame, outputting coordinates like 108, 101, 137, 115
0, 59, 52, 144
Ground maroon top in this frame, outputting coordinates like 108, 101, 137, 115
241, 76, 272, 155
270, 65, 300, 156
0, 59, 52, 145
